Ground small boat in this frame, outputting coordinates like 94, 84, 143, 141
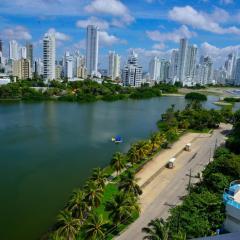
111, 135, 123, 144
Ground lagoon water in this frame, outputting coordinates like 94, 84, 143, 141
0, 96, 228, 239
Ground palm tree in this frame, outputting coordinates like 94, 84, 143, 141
105, 193, 140, 225
150, 133, 160, 152
56, 210, 80, 240
83, 213, 108, 240
136, 140, 151, 160
142, 218, 169, 240
49, 231, 65, 240
67, 189, 88, 222
90, 168, 107, 189
110, 152, 125, 175
127, 144, 140, 164
119, 171, 142, 196
84, 180, 103, 208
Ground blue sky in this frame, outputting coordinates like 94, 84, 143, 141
1, 0, 240, 69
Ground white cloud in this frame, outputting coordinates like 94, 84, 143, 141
1, 25, 32, 40
169, 5, 240, 35
85, 0, 134, 25
47, 28, 70, 41
200, 42, 240, 66
99, 31, 123, 46
152, 43, 165, 50
146, 25, 196, 43
76, 17, 109, 30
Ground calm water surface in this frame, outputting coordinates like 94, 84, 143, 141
0, 96, 228, 239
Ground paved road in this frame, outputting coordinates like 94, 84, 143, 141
115, 124, 232, 240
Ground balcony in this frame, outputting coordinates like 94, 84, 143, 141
223, 180, 240, 209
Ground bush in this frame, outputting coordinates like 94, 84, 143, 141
185, 92, 207, 101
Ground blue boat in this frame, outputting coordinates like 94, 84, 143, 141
111, 135, 123, 143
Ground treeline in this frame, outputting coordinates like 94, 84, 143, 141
142, 109, 240, 239
0, 79, 178, 102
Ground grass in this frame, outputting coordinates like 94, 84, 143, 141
94, 183, 119, 221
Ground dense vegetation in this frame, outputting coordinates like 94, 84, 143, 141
185, 92, 207, 101
142, 109, 240, 239
0, 80, 178, 102
224, 97, 240, 103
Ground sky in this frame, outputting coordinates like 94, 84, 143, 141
1, 0, 240, 70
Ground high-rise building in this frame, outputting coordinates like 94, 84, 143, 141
160, 59, 170, 82
234, 58, 240, 86
177, 38, 188, 82
43, 33, 56, 81
9, 40, 18, 60
0, 39, 3, 53
149, 57, 160, 82
55, 65, 63, 80
19, 47, 27, 59
195, 56, 213, 85
109, 51, 121, 80
122, 50, 142, 87
169, 50, 179, 80
34, 58, 43, 77
73, 51, 85, 78
185, 44, 197, 80
77, 66, 87, 79
26, 43, 33, 68
86, 25, 99, 76
64, 51, 73, 80
12, 58, 32, 79
225, 53, 236, 83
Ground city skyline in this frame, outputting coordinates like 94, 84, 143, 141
1, 0, 240, 69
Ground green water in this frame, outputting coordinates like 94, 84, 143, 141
0, 96, 221, 240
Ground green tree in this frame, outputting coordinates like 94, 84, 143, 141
67, 189, 88, 221
142, 218, 169, 240
84, 181, 103, 208
56, 210, 80, 240
90, 168, 107, 189
105, 193, 140, 225
83, 213, 108, 240
127, 144, 140, 164
119, 171, 142, 196
110, 152, 125, 175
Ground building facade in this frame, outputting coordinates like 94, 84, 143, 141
122, 50, 142, 87
43, 33, 56, 81
109, 51, 121, 80
86, 25, 99, 76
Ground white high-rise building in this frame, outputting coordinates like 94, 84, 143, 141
19, 46, 27, 59
177, 38, 188, 82
109, 51, 121, 80
225, 53, 236, 83
122, 50, 142, 87
195, 56, 213, 85
9, 40, 18, 60
43, 33, 56, 81
169, 50, 179, 81
64, 51, 73, 80
149, 57, 161, 82
185, 44, 197, 81
86, 25, 99, 76
234, 58, 240, 86
73, 51, 85, 77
